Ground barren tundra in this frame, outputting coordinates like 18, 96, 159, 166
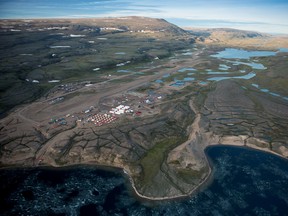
0, 17, 288, 199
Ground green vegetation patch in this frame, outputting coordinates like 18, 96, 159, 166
250, 55, 288, 95
138, 136, 187, 186
177, 167, 209, 185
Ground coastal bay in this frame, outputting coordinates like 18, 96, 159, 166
1, 146, 287, 215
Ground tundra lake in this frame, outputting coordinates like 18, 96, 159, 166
1, 146, 287, 215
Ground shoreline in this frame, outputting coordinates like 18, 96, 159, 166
1, 142, 287, 202
123, 159, 213, 202
216, 141, 287, 159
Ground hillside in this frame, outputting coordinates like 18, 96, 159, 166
0, 16, 191, 39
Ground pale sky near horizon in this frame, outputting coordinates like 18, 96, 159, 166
0, 0, 287, 34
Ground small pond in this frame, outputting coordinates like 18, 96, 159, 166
155, 79, 164, 83
178, 68, 196, 73
170, 81, 186, 87
207, 72, 256, 81
219, 64, 231, 70
251, 83, 288, 101
231, 61, 266, 70
207, 71, 230, 75
117, 70, 132, 73
183, 77, 195, 81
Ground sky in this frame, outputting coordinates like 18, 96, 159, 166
0, 0, 287, 34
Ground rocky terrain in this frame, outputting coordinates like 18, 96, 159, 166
187, 27, 288, 49
0, 17, 288, 199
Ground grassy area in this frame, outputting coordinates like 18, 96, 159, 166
138, 136, 187, 186
136, 98, 195, 188
176, 167, 209, 184
249, 55, 288, 95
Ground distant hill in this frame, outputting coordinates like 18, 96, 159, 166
0, 16, 192, 40
185, 27, 288, 49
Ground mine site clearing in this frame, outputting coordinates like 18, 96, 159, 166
18, 51, 200, 131
17, 44, 288, 138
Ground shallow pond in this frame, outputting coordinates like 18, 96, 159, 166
231, 61, 266, 70
183, 77, 195, 81
219, 64, 231, 70
252, 83, 288, 101
207, 71, 230, 75
115, 52, 126, 55
170, 81, 186, 87
207, 72, 256, 81
279, 48, 288, 52
117, 69, 132, 73
155, 79, 164, 83
178, 67, 196, 73
199, 81, 208, 85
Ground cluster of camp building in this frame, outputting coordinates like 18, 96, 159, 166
86, 105, 134, 127
109, 105, 133, 115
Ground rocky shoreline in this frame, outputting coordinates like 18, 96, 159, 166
1, 139, 286, 202
1, 79, 288, 199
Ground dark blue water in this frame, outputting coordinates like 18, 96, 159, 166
1, 146, 288, 215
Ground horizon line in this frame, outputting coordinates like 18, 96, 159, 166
0, 15, 287, 35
